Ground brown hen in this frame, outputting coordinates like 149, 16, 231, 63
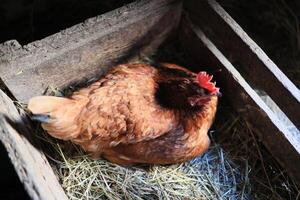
28, 63, 219, 165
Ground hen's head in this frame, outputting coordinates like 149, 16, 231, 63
156, 65, 220, 109
186, 71, 220, 107
197, 71, 220, 95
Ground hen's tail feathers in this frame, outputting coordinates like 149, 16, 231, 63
28, 96, 85, 140
28, 96, 73, 114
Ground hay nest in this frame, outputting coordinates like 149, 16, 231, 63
48, 139, 247, 200
35, 105, 299, 200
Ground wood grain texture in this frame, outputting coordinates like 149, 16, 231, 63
0, 89, 67, 200
184, 0, 300, 130
0, 0, 182, 103
179, 20, 300, 186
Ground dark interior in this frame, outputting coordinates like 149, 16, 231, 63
0, 143, 30, 199
0, 0, 134, 45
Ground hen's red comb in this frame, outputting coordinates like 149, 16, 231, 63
197, 71, 220, 95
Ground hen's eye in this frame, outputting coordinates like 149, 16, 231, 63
196, 88, 204, 94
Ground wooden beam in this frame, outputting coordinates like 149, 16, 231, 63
179, 19, 300, 185
0, 89, 68, 200
0, 0, 182, 103
184, 0, 300, 130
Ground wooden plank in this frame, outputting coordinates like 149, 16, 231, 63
0, 0, 182, 103
0, 89, 68, 200
184, 0, 300, 130
179, 19, 300, 185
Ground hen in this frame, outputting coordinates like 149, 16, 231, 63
28, 63, 220, 165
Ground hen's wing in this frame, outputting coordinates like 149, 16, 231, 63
72, 64, 177, 150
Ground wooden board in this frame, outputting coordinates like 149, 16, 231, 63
0, 89, 67, 200
0, 0, 182, 103
179, 18, 300, 186
184, 0, 300, 130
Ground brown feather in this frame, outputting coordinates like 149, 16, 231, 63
28, 63, 218, 165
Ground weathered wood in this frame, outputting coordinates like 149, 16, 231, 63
0, 89, 68, 200
179, 19, 300, 185
184, 0, 300, 130
0, 0, 182, 103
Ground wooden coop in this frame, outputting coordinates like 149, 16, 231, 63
0, 0, 299, 199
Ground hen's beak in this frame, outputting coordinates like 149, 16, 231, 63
216, 90, 222, 97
